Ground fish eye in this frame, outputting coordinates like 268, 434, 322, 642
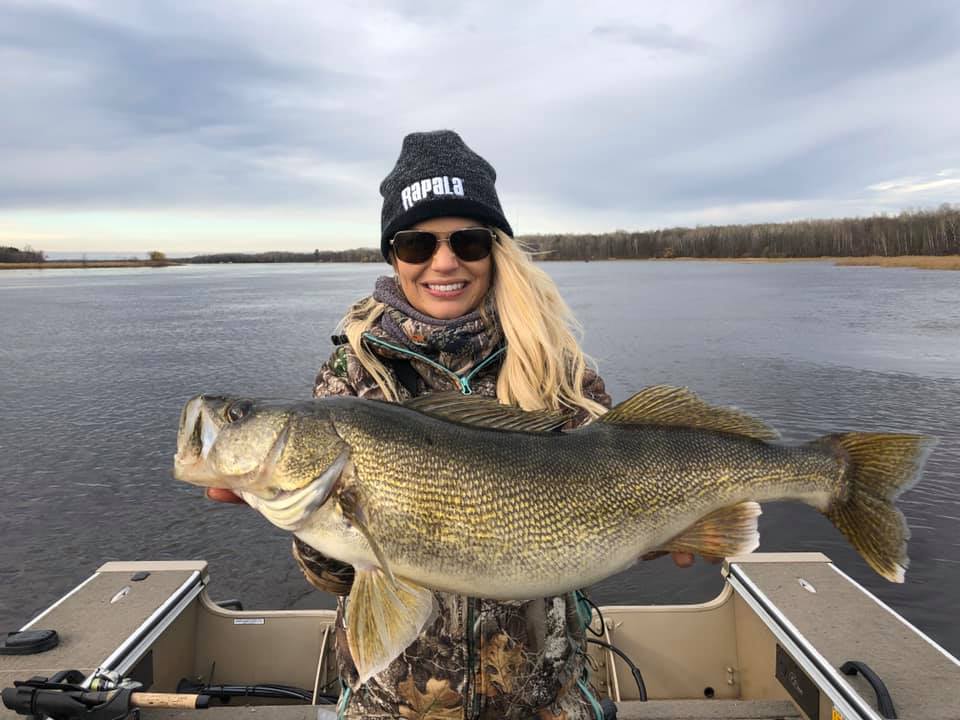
225, 400, 252, 423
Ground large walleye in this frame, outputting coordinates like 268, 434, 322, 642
173, 387, 932, 681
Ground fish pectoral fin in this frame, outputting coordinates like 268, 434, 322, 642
599, 386, 779, 441
347, 569, 436, 683
662, 501, 762, 558
403, 391, 571, 432
338, 485, 398, 588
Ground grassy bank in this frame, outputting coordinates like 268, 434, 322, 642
654, 255, 960, 269
0, 260, 182, 270
833, 255, 960, 270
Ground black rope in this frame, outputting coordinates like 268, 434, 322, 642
580, 593, 607, 637
177, 681, 337, 705
588, 639, 647, 701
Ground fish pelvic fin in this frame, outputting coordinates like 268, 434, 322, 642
599, 386, 779, 441
822, 432, 934, 583
662, 501, 762, 558
346, 569, 436, 683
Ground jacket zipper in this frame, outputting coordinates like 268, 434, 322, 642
361, 333, 506, 396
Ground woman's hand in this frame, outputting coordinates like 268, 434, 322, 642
640, 550, 723, 567
204, 487, 247, 504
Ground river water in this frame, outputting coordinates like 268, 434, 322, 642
1, 261, 958, 657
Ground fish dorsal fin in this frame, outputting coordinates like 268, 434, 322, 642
403, 392, 571, 432
347, 568, 436, 683
599, 385, 779, 441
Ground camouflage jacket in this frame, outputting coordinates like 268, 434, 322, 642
294, 296, 612, 720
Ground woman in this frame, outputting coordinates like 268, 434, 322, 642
300, 130, 611, 720
210, 130, 689, 719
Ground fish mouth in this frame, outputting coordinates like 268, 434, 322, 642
173, 394, 349, 531
239, 449, 350, 531
173, 395, 226, 485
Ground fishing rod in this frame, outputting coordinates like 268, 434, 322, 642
2, 670, 210, 720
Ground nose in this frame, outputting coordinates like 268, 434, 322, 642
430, 240, 460, 272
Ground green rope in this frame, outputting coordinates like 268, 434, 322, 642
574, 590, 594, 630
577, 678, 605, 720
336, 685, 351, 719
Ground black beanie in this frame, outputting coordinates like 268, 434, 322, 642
379, 130, 513, 261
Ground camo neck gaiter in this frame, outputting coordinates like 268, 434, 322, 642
371, 275, 502, 370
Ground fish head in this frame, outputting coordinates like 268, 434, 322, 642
174, 395, 350, 530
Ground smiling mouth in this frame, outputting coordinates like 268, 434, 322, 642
424, 281, 468, 295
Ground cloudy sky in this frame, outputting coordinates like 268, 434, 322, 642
2, 0, 959, 254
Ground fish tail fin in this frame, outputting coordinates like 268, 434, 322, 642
823, 432, 934, 583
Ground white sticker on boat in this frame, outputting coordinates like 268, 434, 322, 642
233, 618, 265, 625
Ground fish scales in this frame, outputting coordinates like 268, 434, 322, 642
326, 401, 843, 597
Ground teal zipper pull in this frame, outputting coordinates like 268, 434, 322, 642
459, 377, 473, 395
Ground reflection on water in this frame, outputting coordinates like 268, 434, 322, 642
0, 261, 958, 657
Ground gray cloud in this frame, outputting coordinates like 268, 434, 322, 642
500, 2, 960, 220
736, 1, 960, 100
591, 23, 709, 54
0, 2, 388, 208
1, 0, 959, 246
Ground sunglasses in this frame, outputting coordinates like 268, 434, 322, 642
390, 227, 495, 264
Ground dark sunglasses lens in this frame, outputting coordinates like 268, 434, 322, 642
392, 232, 437, 263
450, 229, 493, 261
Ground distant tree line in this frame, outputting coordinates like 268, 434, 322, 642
520, 205, 960, 260
10, 207, 956, 266
188, 248, 381, 264
0, 246, 44, 263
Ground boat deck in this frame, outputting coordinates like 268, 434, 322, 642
725, 556, 960, 720
0, 564, 204, 701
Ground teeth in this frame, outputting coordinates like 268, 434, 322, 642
427, 282, 465, 292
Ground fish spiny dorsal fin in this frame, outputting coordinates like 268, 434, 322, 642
402, 391, 571, 432
599, 385, 779, 441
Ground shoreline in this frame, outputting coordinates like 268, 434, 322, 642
832, 256, 960, 270
0, 260, 183, 270
615, 255, 960, 269
2, 255, 958, 271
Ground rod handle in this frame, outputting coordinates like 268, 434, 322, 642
131, 692, 210, 709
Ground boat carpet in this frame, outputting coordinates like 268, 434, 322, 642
0, 567, 200, 693
735, 560, 959, 720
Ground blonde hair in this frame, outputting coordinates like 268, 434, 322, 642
340, 231, 607, 419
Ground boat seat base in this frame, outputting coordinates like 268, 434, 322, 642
139, 698, 801, 719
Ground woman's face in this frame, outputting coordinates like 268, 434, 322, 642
392, 216, 493, 320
